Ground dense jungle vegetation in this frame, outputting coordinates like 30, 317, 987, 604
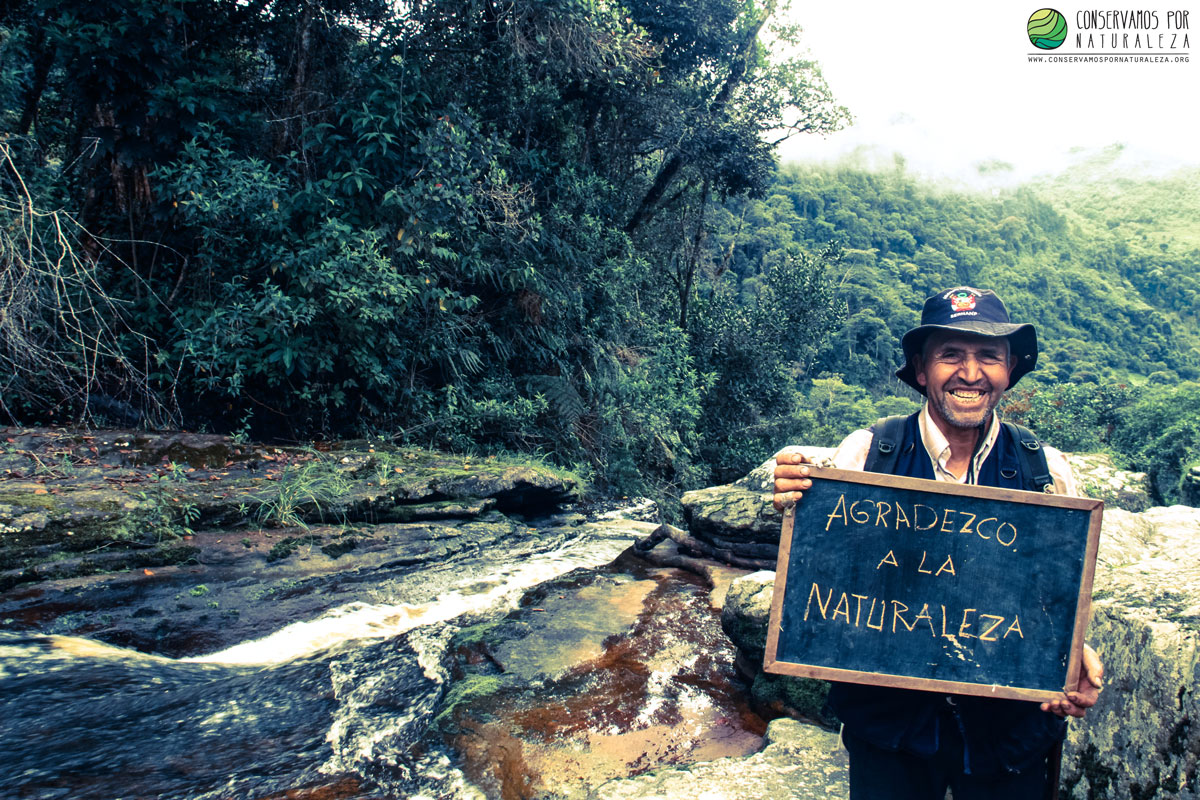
1, 0, 1197, 505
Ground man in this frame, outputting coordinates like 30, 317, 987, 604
773, 286, 1103, 800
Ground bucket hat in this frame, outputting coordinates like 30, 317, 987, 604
895, 287, 1038, 394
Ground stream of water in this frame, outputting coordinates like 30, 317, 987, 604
1, 523, 640, 799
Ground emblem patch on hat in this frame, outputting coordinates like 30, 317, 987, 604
948, 290, 978, 312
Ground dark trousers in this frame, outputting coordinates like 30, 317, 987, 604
842, 727, 1050, 800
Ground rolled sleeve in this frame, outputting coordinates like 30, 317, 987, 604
831, 429, 873, 471
1042, 444, 1079, 497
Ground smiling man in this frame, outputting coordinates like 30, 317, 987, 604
773, 286, 1104, 800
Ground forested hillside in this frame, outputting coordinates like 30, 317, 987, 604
712, 156, 1200, 504
714, 157, 1200, 392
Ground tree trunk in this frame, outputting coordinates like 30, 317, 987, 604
625, 1, 775, 234
18, 26, 55, 137
678, 179, 710, 329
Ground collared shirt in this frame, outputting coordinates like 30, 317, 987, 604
828, 404, 1078, 496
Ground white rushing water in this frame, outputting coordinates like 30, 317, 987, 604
187, 528, 639, 666
1, 515, 659, 800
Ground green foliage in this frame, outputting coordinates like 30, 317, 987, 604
255, 458, 351, 530
1039, 148, 1200, 337
792, 376, 919, 448
1110, 382, 1200, 506
118, 489, 201, 543
160, 124, 449, 426
1001, 382, 1140, 454
175, 501, 200, 537
713, 158, 1200, 508
999, 378, 1200, 507
588, 327, 710, 496
0, 0, 852, 500
164, 461, 190, 483
690, 246, 845, 482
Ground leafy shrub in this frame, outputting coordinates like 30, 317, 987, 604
1001, 382, 1139, 453
1110, 381, 1200, 505
691, 248, 844, 482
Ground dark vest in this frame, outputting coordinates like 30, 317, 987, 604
826, 412, 1067, 776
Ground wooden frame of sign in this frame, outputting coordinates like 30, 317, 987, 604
764, 467, 1103, 702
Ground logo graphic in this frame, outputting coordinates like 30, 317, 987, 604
948, 291, 978, 313
1028, 8, 1068, 49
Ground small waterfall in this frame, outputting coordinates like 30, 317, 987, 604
0, 523, 639, 799
189, 531, 634, 666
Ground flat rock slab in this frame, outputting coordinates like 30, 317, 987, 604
0, 428, 581, 593
596, 717, 848, 800
679, 449, 833, 555
488, 576, 658, 683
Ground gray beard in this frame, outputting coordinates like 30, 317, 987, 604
932, 392, 998, 429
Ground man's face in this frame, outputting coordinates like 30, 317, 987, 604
915, 331, 1015, 431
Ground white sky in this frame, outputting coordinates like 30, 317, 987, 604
776, 1, 1200, 182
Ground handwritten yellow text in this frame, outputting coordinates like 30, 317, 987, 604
803, 581, 1024, 642
824, 494, 1018, 548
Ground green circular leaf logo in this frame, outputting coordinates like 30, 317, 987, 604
1028, 8, 1068, 49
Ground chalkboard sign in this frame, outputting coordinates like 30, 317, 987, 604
764, 467, 1102, 702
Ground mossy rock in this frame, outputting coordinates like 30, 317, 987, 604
432, 675, 509, 732
450, 619, 510, 651
750, 672, 837, 729
720, 571, 775, 658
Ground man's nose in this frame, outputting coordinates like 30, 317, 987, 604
958, 355, 983, 381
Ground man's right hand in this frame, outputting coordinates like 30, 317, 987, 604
773, 450, 813, 511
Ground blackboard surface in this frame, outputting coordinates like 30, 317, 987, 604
764, 467, 1102, 702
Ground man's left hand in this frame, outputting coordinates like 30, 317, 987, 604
1041, 644, 1104, 718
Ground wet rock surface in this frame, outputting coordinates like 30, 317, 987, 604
1, 622, 492, 800
2, 427, 853, 800
32, 428, 1194, 800
437, 551, 770, 799
0, 427, 583, 656
1, 514, 537, 657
